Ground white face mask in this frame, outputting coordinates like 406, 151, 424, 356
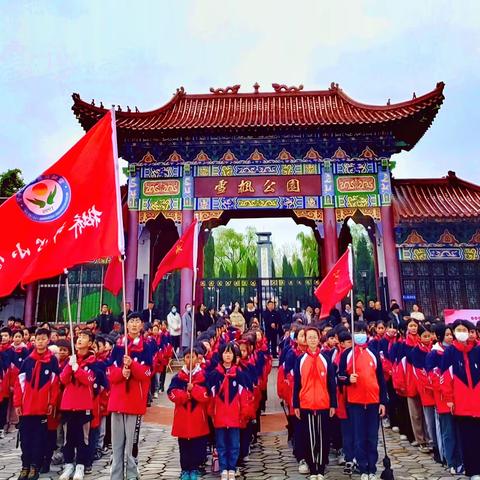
186, 306, 192, 313
455, 331, 469, 343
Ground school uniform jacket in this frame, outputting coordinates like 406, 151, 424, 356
440, 341, 480, 417
293, 349, 337, 411
60, 351, 98, 411
207, 364, 251, 428
338, 344, 388, 406
168, 365, 210, 438
13, 349, 59, 416
107, 335, 153, 416
410, 343, 435, 407
392, 334, 419, 397
425, 342, 450, 414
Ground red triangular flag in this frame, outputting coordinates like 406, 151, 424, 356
0, 111, 123, 296
151, 218, 198, 291
315, 247, 353, 319
104, 256, 122, 296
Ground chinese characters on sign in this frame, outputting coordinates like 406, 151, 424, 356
195, 175, 322, 198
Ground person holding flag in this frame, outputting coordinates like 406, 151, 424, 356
107, 312, 153, 480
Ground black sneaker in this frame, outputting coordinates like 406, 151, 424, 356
17, 468, 29, 480
85, 465, 93, 474
27, 466, 39, 480
39, 462, 50, 474
343, 461, 354, 475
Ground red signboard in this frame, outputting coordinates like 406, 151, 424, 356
194, 175, 321, 197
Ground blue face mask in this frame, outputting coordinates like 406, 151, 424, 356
354, 333, 368, 345
171, 308, 177, 314
290, 331, 295, 340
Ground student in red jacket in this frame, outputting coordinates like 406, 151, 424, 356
293, 327, 337, 480
168, 347, 210, 480
107, 312, 153, 480
0, 326, 13, 438
426, 323, 463, 475
14, 328, 59, 480
441, 319, 480, 478
338, 321, 387, 480
207, 342, 250, 480
59, 329, 97, 480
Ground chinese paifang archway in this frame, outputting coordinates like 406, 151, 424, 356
27, 81, 480, 323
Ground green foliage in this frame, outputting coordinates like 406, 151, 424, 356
293, 256, 305, 277
296, 231, 319, 276
204, 234, 215, 278
350, 225, 376, 302
282, 254, 295, 277
0, 168, 25, 197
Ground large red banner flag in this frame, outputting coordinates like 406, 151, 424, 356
151, 218, 199, 292
314, 247, 353, 319
0, 111, 124, 297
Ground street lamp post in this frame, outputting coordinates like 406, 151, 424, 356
360, 269, 368, 305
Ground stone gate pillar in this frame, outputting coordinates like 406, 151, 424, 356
23, 281, 38, 326
323, 207, 339, 272
381, 204, 402, 305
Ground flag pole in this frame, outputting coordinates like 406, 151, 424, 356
120, 255, 128, 356
64, 269, 75, 355
110, 107, 127, 356
189, 219, 200, 383
348, 243, 356, 374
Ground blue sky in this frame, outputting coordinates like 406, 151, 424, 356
1, 0, 479, 246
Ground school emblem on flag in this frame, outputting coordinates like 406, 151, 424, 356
16, 174, 71, 222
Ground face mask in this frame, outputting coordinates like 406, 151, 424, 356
186, 306, 192, 313
171, 308, 177, 314
455, 331, 468, 343
290, 331, 295, 340
354, 333, 368, 345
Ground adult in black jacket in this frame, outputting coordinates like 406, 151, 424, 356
96, 304, 115, 334
278, 300, 293, 328
141, 300, 161, 324
195, 303, 211, 334
263, 300, 280, 358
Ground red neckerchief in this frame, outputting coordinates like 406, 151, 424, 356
406, 333, 419, 347
29, 349, 53, 390
0, 343, 11, 353
453, 340, 474, 353
305, 348, 324, 382
217, 364, 238, 401
418, 341, 432, 353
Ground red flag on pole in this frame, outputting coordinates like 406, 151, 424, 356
151, 218, 199, 292
104, 256, 122, 296
0, 111, 124, 297
314, 247, 353, 319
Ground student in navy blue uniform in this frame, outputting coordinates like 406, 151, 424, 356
207, 342, 251, 480
441, 319, 480, 479
168, 347, 210, 480
13, 328, 59, 480
338, 321, 387, 480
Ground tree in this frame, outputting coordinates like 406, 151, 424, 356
296, 231, 319, 277
204, 234, 215, 278
282, 254, 295, 277
293, 256, 305, 277
0, 168, 24, 197
353, 231, 375, 302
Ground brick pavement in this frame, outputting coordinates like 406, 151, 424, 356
0, 368, 464, 479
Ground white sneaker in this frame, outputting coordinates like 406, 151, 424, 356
382, 417, 391, 428
298, 459, 310, 474
360, 474, 369, 480
153, 392, 159, 399
227, 471, 236, 480
309, 475, 318, 480
0, 429, 4, 439
411, 441, 419, 447
243, 455, 250, 461
73, 464, 85, 480
470, 476, 480, 480
392, 426, 400, 433
369, 475, 377, 480
400, 434, 408, 440
220, 470, 228, 480
317, 475, 325, 480
337, 452, 346, 465
59, 464, 75, 480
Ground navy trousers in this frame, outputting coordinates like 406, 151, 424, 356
178, 436, 208, 472
348, 403, 380, 475
20, 415, 48, 468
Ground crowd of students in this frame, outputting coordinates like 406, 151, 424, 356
2, 298, 480, 480
277, 303, 480, 480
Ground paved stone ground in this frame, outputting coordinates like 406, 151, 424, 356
0, 368, 464, 479
0, 422, 464, 480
